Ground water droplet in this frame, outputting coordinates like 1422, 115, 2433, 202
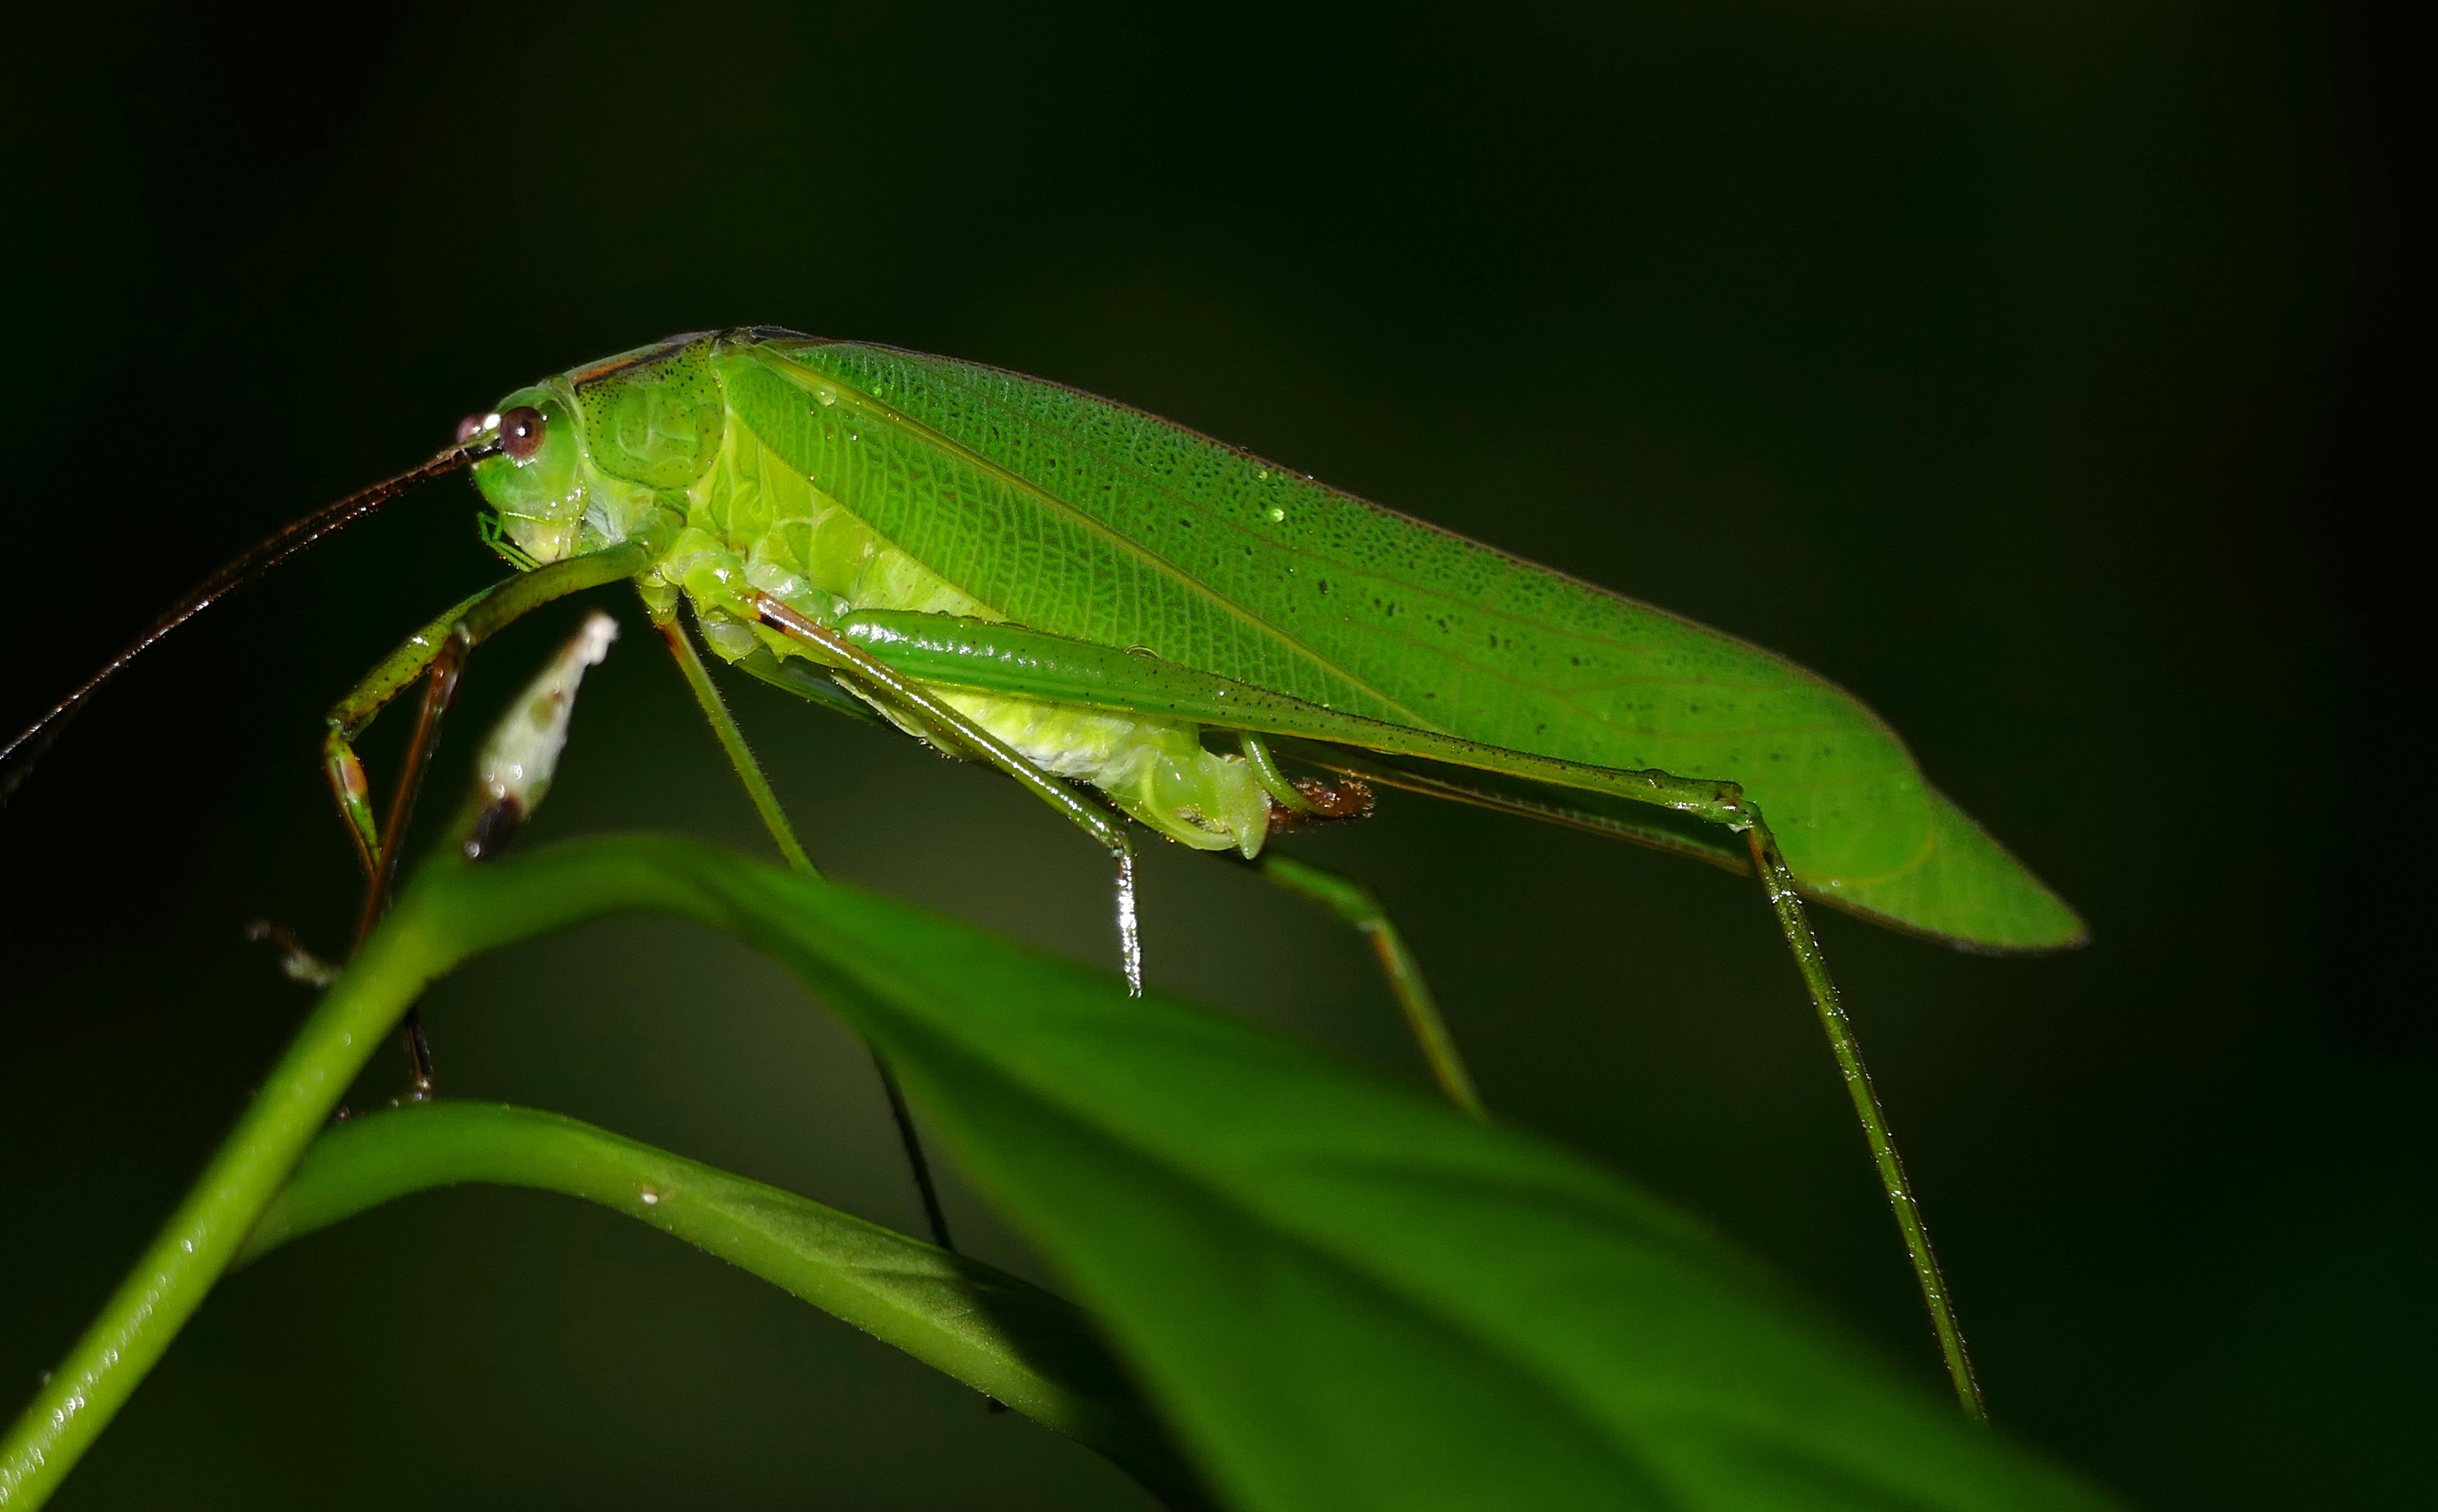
1266, 506, 1286, 524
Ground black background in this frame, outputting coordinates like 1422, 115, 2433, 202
0, 3, 2424, 1507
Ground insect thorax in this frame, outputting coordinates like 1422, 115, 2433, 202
651, 354, 1268, 859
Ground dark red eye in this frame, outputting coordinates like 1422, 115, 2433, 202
499, 405, 547, 461
454, 413, 488, 444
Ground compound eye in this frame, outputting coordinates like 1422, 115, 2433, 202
499, 405, 547, 462
454, 412, 492, 444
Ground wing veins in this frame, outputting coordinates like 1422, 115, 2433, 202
758, 347, 1442, 734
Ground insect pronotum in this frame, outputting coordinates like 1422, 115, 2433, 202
1, 328, 2086, 1419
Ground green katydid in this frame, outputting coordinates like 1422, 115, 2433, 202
0, 327, 2082, 1419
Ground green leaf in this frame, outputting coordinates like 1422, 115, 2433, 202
238, 1100, 1210, 1509
9, 837, 2114, 1509
404, 838, 2115, 1511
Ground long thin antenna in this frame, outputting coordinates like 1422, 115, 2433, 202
0, 438, 496, 803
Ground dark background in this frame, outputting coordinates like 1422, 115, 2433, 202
0, 2, 2423, 1507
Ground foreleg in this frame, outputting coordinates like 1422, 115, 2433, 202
319, 545, 651, 1092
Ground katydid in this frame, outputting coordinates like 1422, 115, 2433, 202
0, 327, 2082, 1419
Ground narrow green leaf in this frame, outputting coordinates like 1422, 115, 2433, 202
238, 1101, 1210, 1508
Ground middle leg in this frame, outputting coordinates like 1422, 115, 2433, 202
745, 591, 1146, 996
645, 592, 961, 1255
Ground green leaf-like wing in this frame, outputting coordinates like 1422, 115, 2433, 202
719, 338, 2081, 951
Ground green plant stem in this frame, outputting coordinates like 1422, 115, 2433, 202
239, 1102, 1203, 1505
1744, 821, 1986, 1422
0, 886, 451, 1505
0, 846, 1207, 1511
